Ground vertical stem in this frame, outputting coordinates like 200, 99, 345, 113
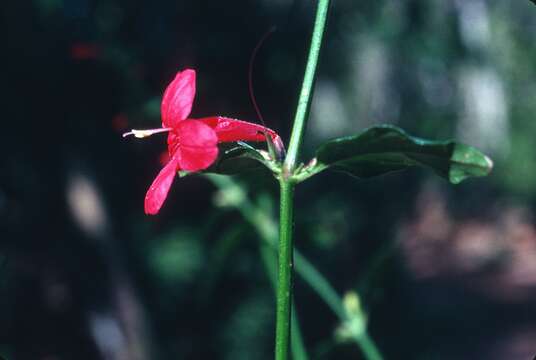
206, 174, 384, 360
259, 244, 309, 360
275, 181, 295, 360
276, 0, 331, 359
284, 0, 331, 174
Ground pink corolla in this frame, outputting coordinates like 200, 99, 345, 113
124, 69, 283, 215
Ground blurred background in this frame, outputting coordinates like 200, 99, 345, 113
2, 0, 536, 359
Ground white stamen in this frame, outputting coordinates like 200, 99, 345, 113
122, 128, 172, 138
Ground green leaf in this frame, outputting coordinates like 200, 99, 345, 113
301, 125, 492, 184
205, 143, 280, 175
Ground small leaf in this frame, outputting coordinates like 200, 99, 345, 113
205, 143, 279, 175
305, 125, 492, 184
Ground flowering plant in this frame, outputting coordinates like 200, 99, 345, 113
124, 69, 282, 214
125, 1, 492, 358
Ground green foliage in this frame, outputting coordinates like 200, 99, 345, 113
295, 125, 492, 184
207, 125, 493, 190
207, 143, 282, 176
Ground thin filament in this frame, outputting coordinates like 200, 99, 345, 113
248, 26, 277, 126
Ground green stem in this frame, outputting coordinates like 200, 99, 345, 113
293, 251, 345, 319
275, 181, 295, 360
284, 0, 331, 174
260, 244, 309, 360
356, 333, 383, 360
206, 174, 383, 360
290, 304, 309, 360
276, 1, 331, 358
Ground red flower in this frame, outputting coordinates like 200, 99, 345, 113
124, 69, 283, 215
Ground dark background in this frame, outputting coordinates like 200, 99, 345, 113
2, 0, 536, 359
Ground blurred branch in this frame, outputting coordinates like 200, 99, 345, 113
206, 174, 383, 360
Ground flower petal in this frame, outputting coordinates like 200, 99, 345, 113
161, 69, 196, 128
199, 116, 284, 152
144, 154, 180, 215
175, 120, 219, 171
167, 131, 178, 156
